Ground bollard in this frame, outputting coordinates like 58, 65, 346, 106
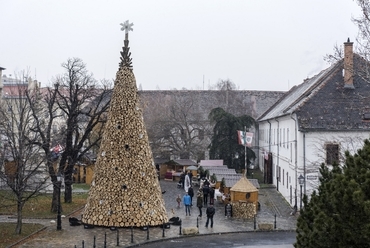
131, 226, 134, 243
93, 236, 96, 248
116, 229, 119, 246
179, 221, 182, 235
274, 214, 277, 229
162, 222, 165, 237
104, 232, 107, 248
75, 245, 77, 248
147, 225, 150, 240
82, 240, 84, 248
254, 215, 256, 230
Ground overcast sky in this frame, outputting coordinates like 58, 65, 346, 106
0, 0, 362, 91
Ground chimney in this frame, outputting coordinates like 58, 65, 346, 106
344, 38, 354, 89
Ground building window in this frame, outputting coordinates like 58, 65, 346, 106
280, 128, 282, 147
287, 128, 289, 150
326, 143, 339, 165
286, 172, 288, 189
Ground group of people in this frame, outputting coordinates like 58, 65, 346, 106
177, 175, 216, 228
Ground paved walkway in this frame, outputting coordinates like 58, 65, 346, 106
4, 180, 297, 247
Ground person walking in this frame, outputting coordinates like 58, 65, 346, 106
209, 187, 215, 205
183, 192, 191, 216
203, 183, 210, 206
176, 194, 181, 208
205, 203, 215, 228
184, 173, 191, 193
196, 188, 204, 217
180, 172, 185, 189
188, 186, 194, 206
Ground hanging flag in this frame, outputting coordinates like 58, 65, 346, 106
237, 131, 253, 147
51, 144, 64, 154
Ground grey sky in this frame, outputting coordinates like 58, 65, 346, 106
0, 0, 361, 91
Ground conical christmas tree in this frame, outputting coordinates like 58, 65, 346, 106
82, 21, 168, 227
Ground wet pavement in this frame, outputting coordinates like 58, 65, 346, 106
2, 180, 297, 247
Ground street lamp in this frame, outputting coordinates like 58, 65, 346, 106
56, 173, 63, 230
249, 163, 255, 178
298, 174, 305, 210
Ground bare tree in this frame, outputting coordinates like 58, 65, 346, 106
26, 81, 64, 212
208, 79, 256, 117
325, 1, 370, 83
53, 58, 111, 203
305, 133, 366, 192
0, 73, 48, 234
142, 91, 210, 161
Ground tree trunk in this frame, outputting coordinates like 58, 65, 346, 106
16, 200, 23, 234
64, 173, 73, 203
51, 183, 62, 213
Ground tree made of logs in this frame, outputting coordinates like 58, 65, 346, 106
82, 21, 168, 227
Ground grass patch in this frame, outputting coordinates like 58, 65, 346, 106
0, 189, 88, 247
0, 191, 88, 218
73, 183, 90, 191
0, 223, 44, 248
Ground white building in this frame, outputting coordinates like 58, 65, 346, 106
258, 39, 370, 209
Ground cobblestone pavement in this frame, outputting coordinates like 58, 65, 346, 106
3, 180, 297, 247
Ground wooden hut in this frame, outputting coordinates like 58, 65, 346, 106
230, 177, 259, 218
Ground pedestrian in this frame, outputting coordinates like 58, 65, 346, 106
203, 183, 210, 206
183, 192, 191, 216
209, 187, 215, 205
205, 203, 215, 228
188, 186, 194, 206
180, 172, 185, 189
188, 171, 193, 183
176, 194, 181, 208
184, 173, 191, 192
196, 188, 204, 217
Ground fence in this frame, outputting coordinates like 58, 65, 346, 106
74, 214, 279, 247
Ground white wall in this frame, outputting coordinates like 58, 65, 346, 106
259, 115, 370, 208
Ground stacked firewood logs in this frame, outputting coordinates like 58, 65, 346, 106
231, 201, 256, 219
82, 64, 168, 227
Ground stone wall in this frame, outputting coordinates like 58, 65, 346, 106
139, 90, 285, 120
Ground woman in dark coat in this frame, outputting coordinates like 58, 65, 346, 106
209, 187, 215, 205
196, 188, 204, 217
188, 186, 194, 206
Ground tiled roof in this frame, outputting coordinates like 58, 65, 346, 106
258, 54, 370, 131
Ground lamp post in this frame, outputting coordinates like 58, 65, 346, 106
249, 162, 255, 178
298, 174, 305, 210
56, 173, 62, 230
235, 153, 239, 171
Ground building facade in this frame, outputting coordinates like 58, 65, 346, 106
258, 39, 370, 208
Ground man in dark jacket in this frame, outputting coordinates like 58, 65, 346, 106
203, 184, 210, 206
188, 186, 194, 206
209, 187, 215, 205
196, 188, 204, 217
205, 203, 215, 228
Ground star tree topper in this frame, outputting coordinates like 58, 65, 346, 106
120, 20, 134, 35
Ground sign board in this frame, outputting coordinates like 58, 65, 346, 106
306, 174, 318, 181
